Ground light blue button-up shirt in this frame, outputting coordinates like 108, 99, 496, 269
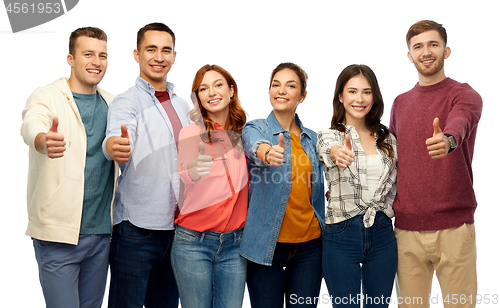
239, 111, 325, 265
103, 77, 191, 230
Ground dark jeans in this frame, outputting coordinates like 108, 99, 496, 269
323, 212, 397, 308
247, 237, 322, 308
108, 221, 179, 308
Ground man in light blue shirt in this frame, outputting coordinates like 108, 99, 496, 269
103, 22, 190, 308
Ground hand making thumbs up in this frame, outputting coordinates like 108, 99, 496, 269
425, 118, 449, 159
189, 141, 214, 180
111, 124, 131, 163
44, 116, 66, 159
265, 133, 285, 167
332, 134, 355, 168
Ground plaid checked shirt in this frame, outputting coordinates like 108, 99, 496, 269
316, 125, 398, 228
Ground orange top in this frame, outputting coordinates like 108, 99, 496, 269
277, 133, 321, 243
176, 123, 248, 232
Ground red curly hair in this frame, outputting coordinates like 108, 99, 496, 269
190, 64, 247, 153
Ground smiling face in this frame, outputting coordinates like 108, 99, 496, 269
407, 30, 451, 85
269, 68, 306, 115
67, 36, 107, 94
134, 30, 176, 91
197, 70, 234, 124
340, 74, 374, 126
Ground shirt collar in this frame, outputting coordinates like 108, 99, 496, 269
266, 111, 313, 140
136, 77, 175, 96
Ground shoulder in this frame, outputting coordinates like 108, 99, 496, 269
243, 118, 269, 130
96, 87, 115, 103
449, 80, 482, 101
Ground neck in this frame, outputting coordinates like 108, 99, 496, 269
208, 110, 228, 128
418, 70, 446, 86
273, 110, 298, 132
141, 72, 167, 91
345, 117, 368, 133
67, 78, 97, 95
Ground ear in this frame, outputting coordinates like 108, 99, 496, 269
339, 93, 344, 104
407, 51, 415, 63
172, 51, 177, 65
444, 46, 451, 59
67, 53, 74, 67
229, 85, 235, 99
133, 49, 140, 63
300, 90, 307, 103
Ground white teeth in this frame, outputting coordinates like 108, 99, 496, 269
209, 99, 221, 104
87, 70, 100, 74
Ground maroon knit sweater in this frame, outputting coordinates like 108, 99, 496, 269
389, 78, 482, 231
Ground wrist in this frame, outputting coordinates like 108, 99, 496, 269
444, 134, 456, 153
264, 148, 271, 165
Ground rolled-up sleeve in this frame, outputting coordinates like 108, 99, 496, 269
242, 121, 272, 167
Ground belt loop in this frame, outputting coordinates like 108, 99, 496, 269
199, 232, 205, 244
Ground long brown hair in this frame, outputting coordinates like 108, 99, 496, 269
330, 64, 394, 159
190, 64, 247, 152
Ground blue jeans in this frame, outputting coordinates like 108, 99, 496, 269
323, 212, 397, 308
108, 221, 179, 308
33, 234, 110, 308
246, 237, 322, 308
170, 225, 247, 308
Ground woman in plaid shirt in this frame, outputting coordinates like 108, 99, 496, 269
317, 64, 398, 308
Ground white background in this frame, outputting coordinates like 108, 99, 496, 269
1, 0, 498, 307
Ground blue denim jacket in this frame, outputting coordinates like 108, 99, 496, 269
239, 112, 325, 265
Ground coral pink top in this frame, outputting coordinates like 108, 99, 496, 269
176, 123, 248, 232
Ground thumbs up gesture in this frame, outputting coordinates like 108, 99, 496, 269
189, 141, 213, 180
425, 118, 449, 159
44, 116, 66, 158
111, 124, 131, 163
265, 133, 285, 167
332, 134, 355, 168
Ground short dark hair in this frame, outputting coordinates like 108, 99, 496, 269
137, 22, 176, 49
69, 27, 107, 55
406, 20, 447, 48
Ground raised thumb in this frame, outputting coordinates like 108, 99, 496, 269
120, 124, 129, 138
433, 118, 442, 135
345, 134, 352, 150
278, 133, 285, 149
50, 116, 59, 133
199, 142, 206, 155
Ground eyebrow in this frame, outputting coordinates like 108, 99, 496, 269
199, 79, 224, 88
272, 79, 299, 84
347, 86, 372, 90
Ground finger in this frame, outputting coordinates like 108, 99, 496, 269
199, 142, 206, 156
278, 133, 285, 149
433, 118, 442, 136
344, 134, 352, 150
50, 116, 59, 133
120, 124, 129, 139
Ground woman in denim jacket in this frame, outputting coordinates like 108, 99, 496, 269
240, 62, 325, 308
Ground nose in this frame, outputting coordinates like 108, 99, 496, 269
91, 55, 101, 66
278, 85, 286, 95
154, 50, 164, 62
208, 86, 216, 96
422, 45, 432, 56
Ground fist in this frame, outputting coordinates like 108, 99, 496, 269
112, 124, 131, 163
334, 134, 355, 168
45, 116, 66, 159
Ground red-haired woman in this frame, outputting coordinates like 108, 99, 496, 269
170, 64, 248, 308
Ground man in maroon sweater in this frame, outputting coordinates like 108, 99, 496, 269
390, 20, 482, 308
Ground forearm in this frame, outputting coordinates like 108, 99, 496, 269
34, 132, 46, 154
256, 143, 271, 164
